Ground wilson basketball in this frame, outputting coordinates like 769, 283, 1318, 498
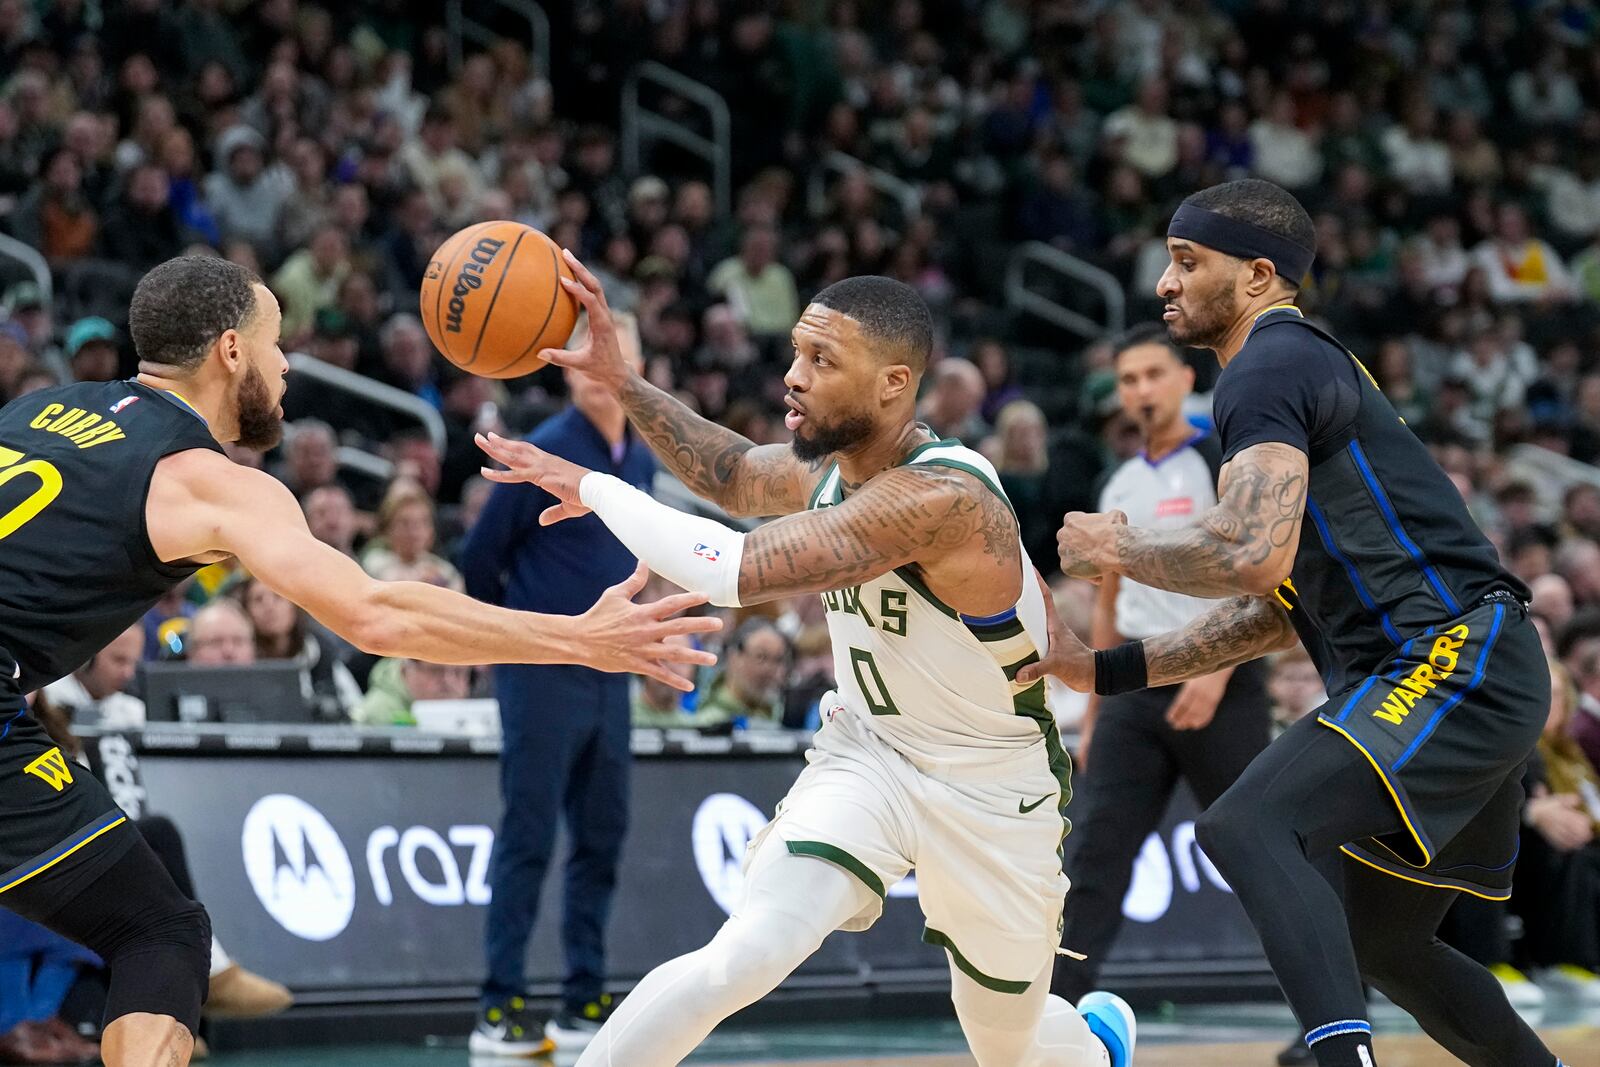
419, 221, 578, 379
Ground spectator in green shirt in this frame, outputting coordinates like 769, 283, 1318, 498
706, 225, 798, 337
694, 618, 791, 731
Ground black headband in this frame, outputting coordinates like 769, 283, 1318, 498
1167, 203, 1316, 284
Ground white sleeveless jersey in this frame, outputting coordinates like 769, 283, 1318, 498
809, 440, 1071, 801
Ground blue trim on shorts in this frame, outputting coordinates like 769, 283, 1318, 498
1391, 605, 1504, 772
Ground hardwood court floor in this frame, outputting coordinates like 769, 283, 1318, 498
205, 1004, 1600, 1066
723, 1029, 1600, 1066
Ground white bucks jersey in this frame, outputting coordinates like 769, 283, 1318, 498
810, 440, 1071, 800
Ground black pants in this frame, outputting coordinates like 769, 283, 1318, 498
1196, 713, 1553, 1067
1053, 661, 1271, 1001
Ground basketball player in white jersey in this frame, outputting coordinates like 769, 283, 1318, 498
476, 252, 1136, 1067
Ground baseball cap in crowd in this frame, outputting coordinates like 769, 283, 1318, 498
66, 316, 116, 359
215, 124, 267, 163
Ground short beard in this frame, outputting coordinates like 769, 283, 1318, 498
234, 362, 283, 450
790, 411, 876, 463
1167, 277, 1237, 349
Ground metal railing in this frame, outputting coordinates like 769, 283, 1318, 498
1505, 443, 1600, 516
286, 353, 447, 452
1004, 241, 1126, 343
807, 151, 921, 221
445, 0, 550, 82
0, 233, 51, 318
621, 62, 732, 218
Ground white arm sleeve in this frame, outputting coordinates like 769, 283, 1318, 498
578, 473, 745, 607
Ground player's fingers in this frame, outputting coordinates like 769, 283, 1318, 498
642, 642, 719, 666
539, 502, 588, 525
480, 467, 522, 483
558, 274, 602, 313
477, 432, 533, 465
563, 250, 609, 308
610, 561, 650, 600
1109, 509, 1128, 525
657, 614, 725, 638
537, 346, 580, 367
636, 659, 698, 692
647, 590, 714, 617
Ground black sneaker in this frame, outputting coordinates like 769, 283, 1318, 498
1277, 1034, 1315, 1065
469, 996, 555, 1058
544, 994, 614, 1050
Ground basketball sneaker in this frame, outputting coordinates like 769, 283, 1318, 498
1077, 991, 1137, 1067
545, 994, 614, 1050
1490, 963, 1547, 1009
469, 996, 555, 1058
1536, 964, 1600, 1004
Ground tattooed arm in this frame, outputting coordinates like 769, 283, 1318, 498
736, 465, 1019, 604
1017, 592, 1297, 691
1143, 595, 1298, 685
619, 375, 823, 518
476, 436, 1020, 609
1058, 442, 1309, 597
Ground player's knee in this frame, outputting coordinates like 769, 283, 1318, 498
1194, 798, 1250, 869
108, 895, 211, 971
706, 912, 821, 992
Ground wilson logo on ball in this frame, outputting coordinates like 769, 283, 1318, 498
444, 237, 507, 334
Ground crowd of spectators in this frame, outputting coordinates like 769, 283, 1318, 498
2, 0, 1600, 1035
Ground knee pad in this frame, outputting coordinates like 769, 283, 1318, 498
101, 898, 212, 1032
44, 841, 213, 1032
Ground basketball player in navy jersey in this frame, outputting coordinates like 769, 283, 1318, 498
1027, 180, 1562, 1067
0, 256, 717, 1067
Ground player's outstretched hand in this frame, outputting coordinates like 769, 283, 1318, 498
577, 562, 722, 691
1015, 571, 1094, 692
1056, 509, 1128, 582
478, 432, 594, 525
536, 249, 631, 393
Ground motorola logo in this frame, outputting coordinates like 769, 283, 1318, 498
241, 795, 357, 941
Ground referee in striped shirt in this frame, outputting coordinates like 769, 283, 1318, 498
1053, 325, 1273, 1000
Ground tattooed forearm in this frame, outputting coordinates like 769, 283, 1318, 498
1143, 596, 1298, 686
1112, 442, 1308, 597
620, 375, 819, 516
736, 467, 1019, 603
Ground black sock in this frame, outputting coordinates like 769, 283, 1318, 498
1307, 1020, 1374, 1067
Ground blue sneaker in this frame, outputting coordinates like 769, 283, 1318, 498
1077, 991, 1136, 1067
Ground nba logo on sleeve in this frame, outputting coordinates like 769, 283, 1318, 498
109, 396, 139, 414
693, 543, 721, 562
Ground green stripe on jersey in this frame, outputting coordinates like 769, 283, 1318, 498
892, 564, 960, 620
922, 928, 1032, 994
785, 840, 886, 898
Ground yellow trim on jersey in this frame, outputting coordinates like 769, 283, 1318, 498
1252, 303, 1303, 324
1339, 846, 1511, 902
1315, 718, 1433, 867
0, 816, 128, 895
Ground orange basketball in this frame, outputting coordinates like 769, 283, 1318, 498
419, 221, 579, 379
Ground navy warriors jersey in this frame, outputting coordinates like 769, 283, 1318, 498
0, 380, 222, 695
1212, 307, 1525, 694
